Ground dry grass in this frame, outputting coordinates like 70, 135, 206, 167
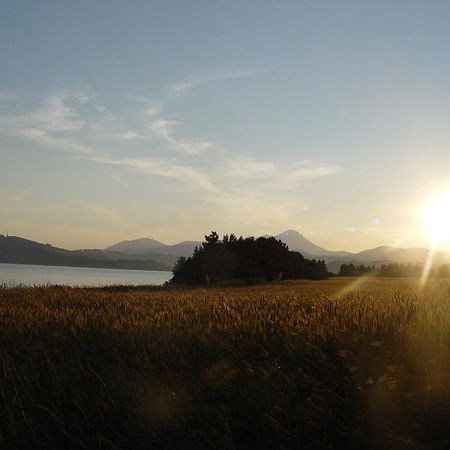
1, 277, 450, 449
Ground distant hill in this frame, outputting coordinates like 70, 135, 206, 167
353, 246, 430, 262
105, 238, 200, 258
6, 231, 450, 275
165, 241, 201, 257
105, 238, 166, 255
0, 235, 171, 271
104, 231, 348, 260
325, 246, 450, 273
105, 231, 450, 274
274, 230, 352, 257
105, 238, 201, 258
268, 232, 450, 273
104, 250, 179, 267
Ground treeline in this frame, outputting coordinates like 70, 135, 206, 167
171, 231, 328, 285
339, 262, 450, 278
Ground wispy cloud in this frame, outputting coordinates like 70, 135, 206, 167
143, 104, 162, 117
0, 82, 342, 236
93, 155, 220, 194
150, 119, 216, 155
285, 163, 342, 185
27, 89, 89, 132
169, 67, 273, 96
226, 156, 275, 177
0, 88, 90, 137
18, 127, 97, 156
15, 122, 220, 193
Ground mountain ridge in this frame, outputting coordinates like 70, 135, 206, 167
104, 231, 450, 273
0, 235, 172, 272
3, 232, 450, 274
274, 230, 352, 257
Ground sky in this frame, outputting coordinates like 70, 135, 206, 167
1, 0, 450, 251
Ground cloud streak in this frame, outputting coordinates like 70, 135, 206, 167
28, 90, 87, 132
18, 127, 97, 156
169, 67, 273, 96
150, 119, 216, 155
0, 82, 342, 237
285, 163, 342, 184
93, 155, 221, 194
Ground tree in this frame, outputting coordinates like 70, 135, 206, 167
203, 231, 220, 249
170, 231, 329, 285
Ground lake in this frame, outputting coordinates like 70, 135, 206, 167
0, 263, 172, 287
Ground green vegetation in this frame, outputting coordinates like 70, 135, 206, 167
2, 278, 450, 449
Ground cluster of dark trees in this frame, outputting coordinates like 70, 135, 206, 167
339, 262, 450, 278
171, 231, 328, 285
338, 263, 376, 276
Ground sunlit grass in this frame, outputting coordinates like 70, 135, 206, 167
1, 278, 450, 449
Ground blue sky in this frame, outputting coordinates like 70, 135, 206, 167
1, 0, 450, 250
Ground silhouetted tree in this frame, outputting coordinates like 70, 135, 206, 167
203, 231, 220, 249
171, 231, 328, 285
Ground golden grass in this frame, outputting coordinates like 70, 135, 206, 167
1, 277, 450, 449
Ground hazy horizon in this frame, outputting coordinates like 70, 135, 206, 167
2, 1, 450, 252
1, 229, 441, 254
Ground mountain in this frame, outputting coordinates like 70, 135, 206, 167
105, 238, 166, 255
348, 245, 450, 265
271, 232, 450, 273
104, 250, 180, 267
9, 231, 449, 275
0, 235, 172, 271
105, 238, 200, 258
354, 246, 428, 262
106, 231, 349, 260
165, 241, 201, 257
324, 246, 450, 273
275, 230, 351, 257
105, 238, 201, 258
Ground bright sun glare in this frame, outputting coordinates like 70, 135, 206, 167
423, 187, 450, 248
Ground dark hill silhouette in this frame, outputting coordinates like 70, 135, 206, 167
0, 235, 171, 271
5, 231, 450, 274
104, 250, 179, 267
105, 238, 200, 258
105, 238, 166, 255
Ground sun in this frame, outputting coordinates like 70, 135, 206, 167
423, 187, 450, 248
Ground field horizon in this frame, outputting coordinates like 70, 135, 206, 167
2, 277, 450, 449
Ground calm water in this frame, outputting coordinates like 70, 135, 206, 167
0, 263, 172, 287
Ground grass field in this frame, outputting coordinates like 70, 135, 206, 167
1, 277, 450, 449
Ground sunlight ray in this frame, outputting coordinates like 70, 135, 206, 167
333, 270, 378, 299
